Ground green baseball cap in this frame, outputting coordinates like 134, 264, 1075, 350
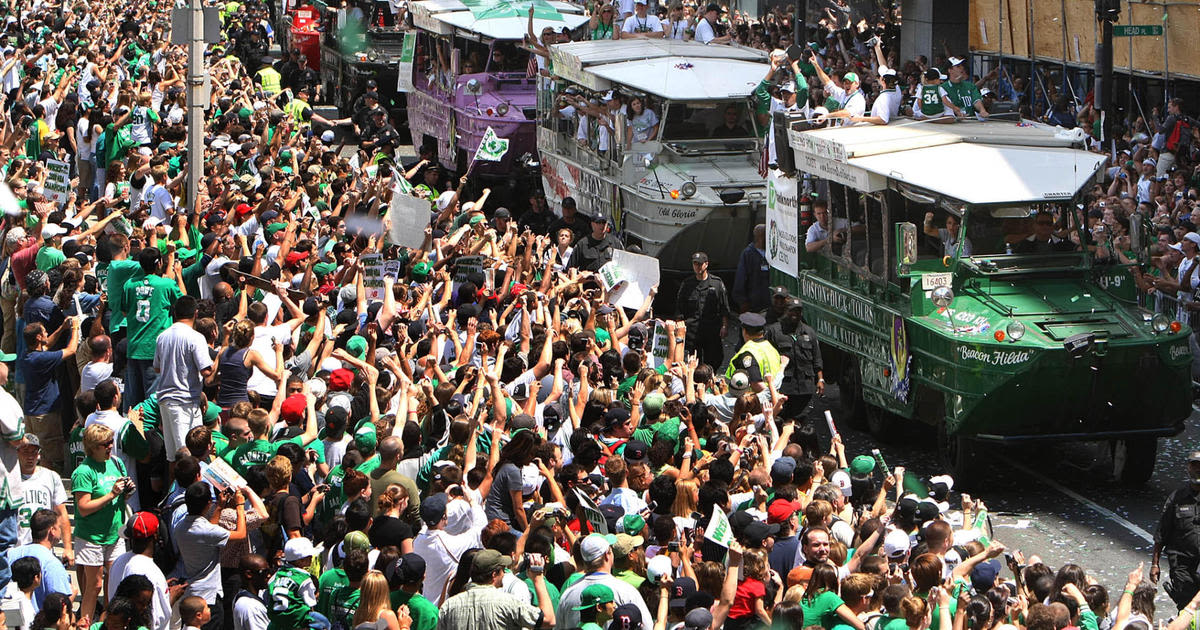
265, 222, 288, 237
642, 392, 666, 418
620, 514, 646, 535
176, 247, 198, 261
843, 71, 860, 84
203, 401, 221, 425
314, 262, 337, 277
573, 584, 615, 611
343, 530, 371, 552
411, 261, 432, 280
354, 422, 378, 454
346, 335, 368, 360
849, 455, 875, 477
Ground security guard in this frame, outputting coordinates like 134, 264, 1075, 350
764, 297, 824, 420
1153, 451, 1200, 609
566, 212, 622, 272
676, 251, 731, 371
726, 312, 782, 390
764, 286, 791, 325
255, 56, 282, 98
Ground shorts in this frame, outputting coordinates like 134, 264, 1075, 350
76, 537, 126, 567
161, 401, 204, 462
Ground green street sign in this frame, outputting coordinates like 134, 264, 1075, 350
1113, 24, 1163, 36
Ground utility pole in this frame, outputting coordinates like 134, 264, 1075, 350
187, 0, 206, 210
1094, 0, 1119, 144
793, 0, 805, 47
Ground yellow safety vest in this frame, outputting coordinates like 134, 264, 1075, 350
257, 67, 282, 97
726, 337, 783, 380
285, 99, 311, 124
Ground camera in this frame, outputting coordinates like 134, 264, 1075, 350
867, 35, 880, 47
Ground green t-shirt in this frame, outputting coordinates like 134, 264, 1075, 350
211, 429, 229, 456
106, 260, 143, 332
392, 590, 439, 630
66, 425, 85, 473
35, 245, 65, 271
132, 395, 161, 436
632, 416, 682, 453
800, 589, 845, 630
122, 274, 182, 360
357, 454, 381, 475
316, 568, 358, 627
71, 457, 128, 545
181, 257, 207, 297
267, 565, 316, 630
316, 463, 348, 524
614, 568, 645, 591
943, 80, 983, 113
223, 439, 277, 477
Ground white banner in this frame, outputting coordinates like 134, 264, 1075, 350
766, 170, 799, 277
597, 250, 660, 311
396, 32, 417, 93
704, 508, 734, 547
360, 253, 385, 301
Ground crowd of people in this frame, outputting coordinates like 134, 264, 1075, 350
0, 2, 1191, 630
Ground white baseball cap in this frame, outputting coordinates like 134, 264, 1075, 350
321, 130, 336, 143
320, 357, 343, 373
42, 223, 67, 238
948, 56, 965, 66
883, 528, 910, 558
580, 534, 615, 563
283, 537, 317, 563
436, 191, 456, 211
647, 554, 673, 583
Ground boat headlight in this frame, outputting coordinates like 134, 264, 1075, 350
930, 286, 954, 309
680, 181, 697, 199
496, 103, 510, 116
1005, 320, 1026, 342
1152, 313, 1170, 333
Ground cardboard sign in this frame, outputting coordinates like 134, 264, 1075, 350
574, 488, 608, 535
650, 321, 669, 367
453, 256, 485, 284
396, 32, 417, 93
360, 253, 385, 301
388, 193, 430, 250
43, 159, 71, 208
597, 250, 660, 311
704, 508, 734, 547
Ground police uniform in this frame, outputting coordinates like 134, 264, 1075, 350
566, 214, 622, 272
726, 312, 782, 385
764, 298, 823, 420
256, 62, 283, 98
676, 252, 731, 371
764, 286, 791, 325
1157, 469, 1200, 608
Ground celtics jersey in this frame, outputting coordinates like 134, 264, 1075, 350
66, 425, 86, 474
916, 84, 946, 117
267, 565, 318, 630
316, 464, 348, 525
122, 274, 182, 360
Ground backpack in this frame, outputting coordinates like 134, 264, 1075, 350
151, 493, 186, 573
1167, 119, 1191, 153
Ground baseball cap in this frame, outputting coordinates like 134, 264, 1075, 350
280, 394, 307, 423
612, 533, 644, 557
126, 511, 159, 539
949, 56, 966, 66
346, 335, 368, 360
779, 81, 796, 94
669, 577, 697, 608
581, 533, 617, 563
646, 555, 673, 584
742, 521, 781, 548
622, 439, 649, 463
770, 456, 796, 482
353, 422, 378, 454
609, 604, 643, 630
684, 608, 714, 630
283, 537, 317, 563
849, 455, 875, 477
1184, 232, 1200, 247
766, 499, 803, 525
19, 433, 38, 448
880, 66, 897, 77
421, 494, 448, 525
728, 370, 751, 393
471, 549, 513, 578
1189, 451, 1200, 463
883, 528, 911, 558
619, 514, 646, 535
843, 71, 860, 84
412, 261, 432, 281
574, 583, 616, 610
343, 530, 371, 553
386, 553, 427, 584
970, 559, 1002, 594
603, 408, 631, 429
642, 392, 665, 419
830, 470, 853, 497
771, 286, 790, 298
691, 252, 708, 263
330, 368, 354, 391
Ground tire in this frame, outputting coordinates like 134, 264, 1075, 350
1112, 438, 1157, 485
839, 356, 867, 430
936, 404, 980, 487
865, 403, 902, 442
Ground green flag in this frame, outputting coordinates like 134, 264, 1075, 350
474, 126, 510, 162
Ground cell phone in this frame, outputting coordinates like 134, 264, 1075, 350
668, 541, 680, 552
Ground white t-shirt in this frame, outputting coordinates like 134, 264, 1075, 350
322, 434, 351, 471
3, 582, 33, 630
76, 118, 94, 161
665, 18, 688, 39
109, 552, 173, 630
233, 590, 270, 630
200, 256, 230, 300
693, 18, 717, 43
17, 467, 67, 545
413, 527, 483, 606
617, 0, 634, 18
869, 87, 902, 123
147, 184, 175, 222
80, 360, 114, 393
246, 324, 293, 398
621, 13, 663, 34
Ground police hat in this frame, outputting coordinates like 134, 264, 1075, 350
739, 312, 766, 329
691, 252, 708, 264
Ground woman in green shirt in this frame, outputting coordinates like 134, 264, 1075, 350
801, 564, 865, 630
72, 424, 134, 627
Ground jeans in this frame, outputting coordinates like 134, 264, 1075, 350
309, 611, 331, 630
0, 507, 18, 592
125, 358, 157, 410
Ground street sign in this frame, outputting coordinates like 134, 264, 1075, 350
1113, 25, 1163, 37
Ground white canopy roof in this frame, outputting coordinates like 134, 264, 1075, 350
788, 119, 1108, 204
432, 10, 589, 40
549, 40, 767, 96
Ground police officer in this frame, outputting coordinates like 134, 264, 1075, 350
676, 251, 731, 371
764, 297, 824, 420
567, 212, 622, 272
764, 286, 790, 325
726, 312, 782, 390
1153, 451, 1200, 609
255, 56, 283, 98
